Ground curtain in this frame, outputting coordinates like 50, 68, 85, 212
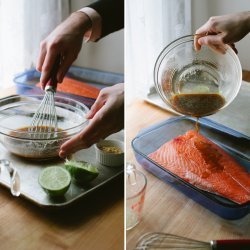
0, 0, 69, 89
126, 0, 191, 102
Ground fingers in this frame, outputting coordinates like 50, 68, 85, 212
86, 91, 107, 119
40, 47, 59, 89
195, 23, 211, 37
56, 53, 75, 83
229, 43, 238, 54
36, 41, 46, 72
59, 134, 88, 158
194, 34, 202, 51
197, 35, 227, 54
59, 84, 124, 158
194, 20, 212, 51
59, 123, 106, 158
59, 105, 111, 158
37, 47, 77, 87
59, 125, 116, 158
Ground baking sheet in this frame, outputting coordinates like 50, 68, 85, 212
0, 131, 124, 208
145, 81, 250, 136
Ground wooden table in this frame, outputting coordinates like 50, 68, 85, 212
126, 100, 250, 249
0, 87, 124, 250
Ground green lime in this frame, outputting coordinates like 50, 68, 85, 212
65, 160, 99, 184
39, 166, 71, 197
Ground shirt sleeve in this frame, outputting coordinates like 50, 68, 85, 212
88, 0, 124, 38
77, 7, 102, 42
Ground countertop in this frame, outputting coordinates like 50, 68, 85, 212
126, 99, 250, 249
0, 87, 124, 250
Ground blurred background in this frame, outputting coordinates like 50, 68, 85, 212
0, 0, 124, 89
126, 0, 250, 103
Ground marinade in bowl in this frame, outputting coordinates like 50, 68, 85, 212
0, 95, 89, 160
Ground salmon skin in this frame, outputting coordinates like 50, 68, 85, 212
148, 130, 250, 205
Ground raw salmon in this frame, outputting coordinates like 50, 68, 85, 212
148, 130, 250, 204
37, 77, 100, 99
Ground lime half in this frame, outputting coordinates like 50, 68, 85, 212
65, 160, 99, 184
39, 166, 71, 197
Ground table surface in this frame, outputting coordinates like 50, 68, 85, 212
0, 87, 124, 250
126, 99, 250, 249
1, 72, 250, 250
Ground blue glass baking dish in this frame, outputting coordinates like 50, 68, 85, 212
13, 66, 124, 108
132, 116, 250, 220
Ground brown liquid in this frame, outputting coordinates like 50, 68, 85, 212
8, 126, 66, 159
10, 126, 64, 138
195, 118, 200, 133
170, 93, 225, 117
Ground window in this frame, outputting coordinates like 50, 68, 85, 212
0, 0, 69, 89
126, 0, 191, 103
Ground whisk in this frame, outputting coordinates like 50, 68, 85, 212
135, 232, 250, 250
30, 57, 61, 139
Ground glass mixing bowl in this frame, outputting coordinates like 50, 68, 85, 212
0, 95, 89, 160
154, 35, 242, 117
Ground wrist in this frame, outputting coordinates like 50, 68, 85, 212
70, 11, 92, 35
77, 7, 102, 42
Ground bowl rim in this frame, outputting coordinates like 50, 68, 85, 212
0, 94, 89, 140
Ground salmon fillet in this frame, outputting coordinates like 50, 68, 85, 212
37, 77, 100, 99
148, 130, 250, 204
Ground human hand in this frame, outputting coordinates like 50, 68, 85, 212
59, 83, 124, 158
36, 12, 91, 89
194, 12, 250, 53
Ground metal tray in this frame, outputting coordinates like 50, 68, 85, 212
0, 132, 124, 209
132, 117, 250, 219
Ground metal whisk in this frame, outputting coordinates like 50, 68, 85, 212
135, 232, 250, 250
30, 57, 60, 139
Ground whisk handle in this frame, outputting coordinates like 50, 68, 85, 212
45, 79, 57, 92
45, 56, 61, 92
211, 239, 250, 250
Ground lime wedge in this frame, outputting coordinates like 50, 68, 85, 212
39, 166, 71, 197
65, 160, 99, 184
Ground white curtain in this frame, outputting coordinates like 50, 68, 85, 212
0, 0, 69, 89
126, 0, 192, 102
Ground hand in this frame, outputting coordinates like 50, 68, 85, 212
36, 12, 91, 89
59, 83, 124, 158
194, 12, 250, 53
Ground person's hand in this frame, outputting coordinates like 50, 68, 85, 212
59, 83, 124, 158
194, 12, 250, 53
36, 12, 91, 89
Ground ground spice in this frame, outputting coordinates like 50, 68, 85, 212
99, 146, 123, 154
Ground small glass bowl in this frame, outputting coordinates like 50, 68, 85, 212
0, 95, 89, 160
154, 35, 242, 117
